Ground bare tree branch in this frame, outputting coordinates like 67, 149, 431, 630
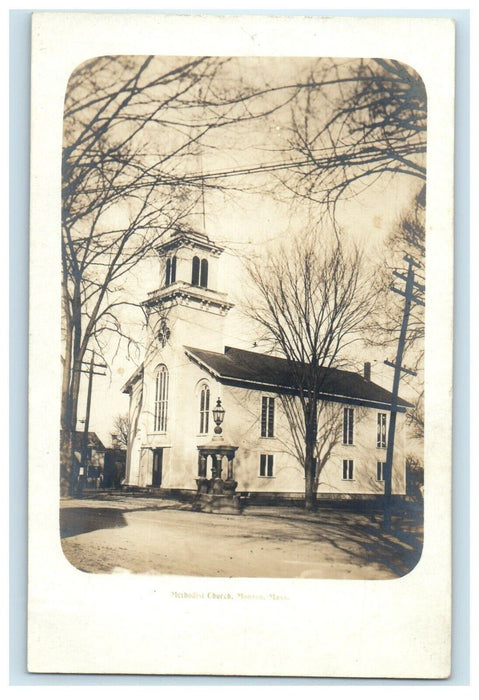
243, 229, 376, 509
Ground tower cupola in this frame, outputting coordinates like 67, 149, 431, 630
141, 228, 233, 354
155, 229, 224, 292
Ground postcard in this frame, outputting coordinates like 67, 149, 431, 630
28, 13, 454, 677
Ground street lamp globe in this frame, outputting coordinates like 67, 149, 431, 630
212, 397, 225, 435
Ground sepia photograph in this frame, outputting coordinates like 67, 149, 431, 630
28, 13, 454, 677
59, 54, 425, 580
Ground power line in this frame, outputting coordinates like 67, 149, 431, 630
148, 141, 425, 186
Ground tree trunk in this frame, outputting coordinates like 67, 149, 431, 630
60, 429, 73, 497
303, 400, 318, 511
304, 439, 317, 511
304, 463, 316, 511
60, 275, 74, 496
60, 278, 83, 496
69, 356, 81, 430
61, 276, 73, 431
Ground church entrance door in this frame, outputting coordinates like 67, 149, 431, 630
152, 448, 163, 486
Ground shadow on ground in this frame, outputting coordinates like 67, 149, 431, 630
60, 507, 128, 538
60, 494, 423, 578
59, 500, 190, 538
244, 504, 423, 577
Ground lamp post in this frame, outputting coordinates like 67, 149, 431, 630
211, 397, 225, 478
212, 397, 225, 436
194, 396, 240, 513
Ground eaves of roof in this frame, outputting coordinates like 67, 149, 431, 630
184, 346, 413, 412
121, 363, 144, 394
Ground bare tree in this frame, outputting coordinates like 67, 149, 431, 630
244, 231, 375, 509
280, 396, 343, 492
276, 58, 426, 216
61, 55, 299, 494
112, 414, 130, 449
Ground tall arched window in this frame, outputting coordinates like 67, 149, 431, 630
199, 383, 210, 434
154, 365, 169, 432
165, 258, 171, 287
192, 256, 200, 286
171, 256, 177, 284
200, 258, 208, 288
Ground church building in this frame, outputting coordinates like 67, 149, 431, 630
122, 229, 410, 502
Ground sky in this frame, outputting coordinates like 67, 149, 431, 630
66, 55, 426, 447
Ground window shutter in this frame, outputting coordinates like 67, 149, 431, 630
377, 461, 386, 480
200, 258, 208, 288
199, 389, 204, 434
268, 398, 274, 437
154, 366, 169, 432
343, 459, 353, 480
199, 386, 210, 434
343, 408, 354, 445
260, 454, 266, 476
165, 259, 171, 286
192, 256, 200, 286
377, 413, 387, 448
204, 388, 209, 433
267, 454, 274, 477
261, 397, 267, 437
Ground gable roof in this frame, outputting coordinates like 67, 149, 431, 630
121, 363, 144, 394
184, 345, 412, 411
61, 431, 106, 452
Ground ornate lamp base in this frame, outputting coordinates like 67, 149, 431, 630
193, 477, 242, 515
194, 441, 241, 514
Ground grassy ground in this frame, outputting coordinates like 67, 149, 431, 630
60, 492, 423, 579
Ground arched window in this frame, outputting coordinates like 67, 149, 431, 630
199, 384, 210, 434
165, 258, 171, 287
192, 256, 200, 286
171, 256, 177, 284
154, 365, 169, 432
200, 258, 208, 288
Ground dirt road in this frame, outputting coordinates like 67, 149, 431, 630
60, 494, 422, 579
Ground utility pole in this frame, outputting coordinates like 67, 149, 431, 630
74, 351, 107, 497
383, 256, 424, 531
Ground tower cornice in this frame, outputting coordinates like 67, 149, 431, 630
142, 282, 234, 314
155, 230, 224, 257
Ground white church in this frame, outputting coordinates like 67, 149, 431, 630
122, 229, 410, 503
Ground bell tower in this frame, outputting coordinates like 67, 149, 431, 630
142, 229, 233, 354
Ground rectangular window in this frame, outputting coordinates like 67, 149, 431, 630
343, 408, 354, 445
377, 412, 387, 448
259, 454, 274, 477
261, 397, 275, 437
342, 459, 354, 480
377, 461, 386, 481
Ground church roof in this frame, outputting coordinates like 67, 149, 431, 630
184, 345, 412, 411
121, 363, 144, 394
